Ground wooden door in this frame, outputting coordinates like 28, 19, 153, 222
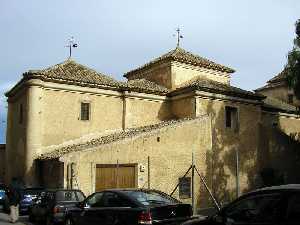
95, 164, 136, 191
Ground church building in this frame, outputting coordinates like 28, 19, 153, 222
5, 46, 300, 207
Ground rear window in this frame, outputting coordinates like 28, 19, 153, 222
23, 189, 44, 196
56, 191, 78, 202
124, 190, 179, 206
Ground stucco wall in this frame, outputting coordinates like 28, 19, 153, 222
127, 62, 172, 89
172, 62, 230, 88
60, 118, 212, 208
172, 96, 196, 119
5, 91, 28, 183
125, 96, 173, 128
259, 112, 300, 185
196, 97, 262, 203
42, 88, 124, 147
258, 86, 289, 103
257, 85, 300, 107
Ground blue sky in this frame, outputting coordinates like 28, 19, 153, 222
0, 0, 299, 143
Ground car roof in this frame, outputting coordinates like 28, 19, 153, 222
45, 189, 82, 192
100, 188, 163, 192
251, 184, 300, 193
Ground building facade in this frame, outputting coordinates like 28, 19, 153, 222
5, 47, 300, 208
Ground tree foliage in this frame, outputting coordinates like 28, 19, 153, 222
286, 19, 300, 99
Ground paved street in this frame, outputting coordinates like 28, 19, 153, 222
0, 210, 32, 225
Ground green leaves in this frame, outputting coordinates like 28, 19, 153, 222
286, 19, 300, 99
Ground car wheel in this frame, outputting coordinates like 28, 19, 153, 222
65, 217, 74, 225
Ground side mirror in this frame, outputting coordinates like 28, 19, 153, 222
77, 201, 89, 209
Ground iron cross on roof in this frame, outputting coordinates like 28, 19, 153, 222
65, 36, 78, 58
174, 28, 183, 47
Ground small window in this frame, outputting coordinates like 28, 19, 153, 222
179, 177, 191, 199
81, 102, 90, 121
225, 106, 238, 131
288, 94, 294, 104
19, 104, 23, 124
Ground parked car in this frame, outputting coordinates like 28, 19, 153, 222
181, 184, 300, 225
29, 189, 85, 225
65, 188, 193, 225
0, 183, 9, 212
19, 187, 44, 215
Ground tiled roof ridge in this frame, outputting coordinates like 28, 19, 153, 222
126, 78, 170, 93
37, 117, 205, 160
267, 68, 287, 84
18, 60, 169, 95
25, 58, 120, 82
124, 47, 235, 77
170, 76, 263, 100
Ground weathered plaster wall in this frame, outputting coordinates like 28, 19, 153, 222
42, 88, 124, 146
5, 90, 28, 184
259, 112, 300, 185
172, 62, 230, 88
172, 96, 196, 119
196, 97, 262, 203
0, 144, 5, 183
60, 118, 212, 208
126, 62, 172, 89
124, 96, 173, 128
258, 86, 289, 103
257, 85, 300, 107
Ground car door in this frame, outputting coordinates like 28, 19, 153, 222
100, 192, 136, 225
74, 192, 107, 225
221, 192, 284, 225
285, 191, 300, 225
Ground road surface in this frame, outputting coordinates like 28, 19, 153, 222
0, 209, 33, 225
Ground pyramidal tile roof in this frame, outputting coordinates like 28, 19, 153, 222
169, 76, 264, 100
124, 47, 235, 77
268, 68, 287, 83
24, 59, 123, 88
255, 68, 287, 91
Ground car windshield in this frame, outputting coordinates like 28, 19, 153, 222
124, 190, 179, 206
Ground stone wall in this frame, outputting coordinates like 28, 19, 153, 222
60, 117, 212, 208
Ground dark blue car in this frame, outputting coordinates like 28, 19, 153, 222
19, 188, 44, 214
0, 183, 9, 212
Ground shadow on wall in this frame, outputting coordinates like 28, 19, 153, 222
258, 121, 300, 186
197, 100, 300, 209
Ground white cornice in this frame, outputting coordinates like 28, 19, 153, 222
262, 110, 300, 119
195, 90, 262, 105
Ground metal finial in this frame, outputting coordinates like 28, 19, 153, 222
174, 28, 183, 47
65, 36, 78, 58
